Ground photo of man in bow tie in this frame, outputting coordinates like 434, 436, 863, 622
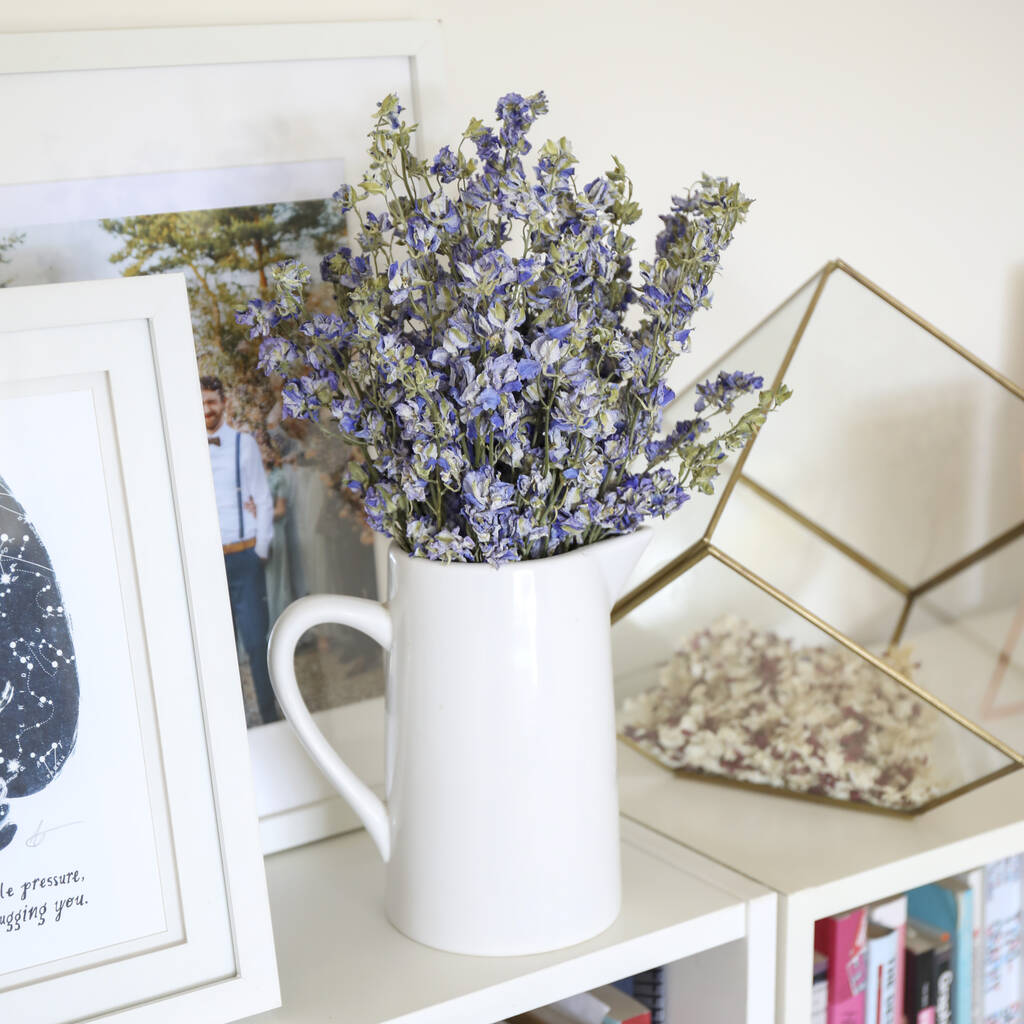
201, 375, 278, 724
4, 198, 385, 732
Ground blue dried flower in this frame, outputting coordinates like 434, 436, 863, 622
406, 215, 441, 254
257, 335, 298, 373
239, 91, 783, 564
332, 184, 356, 213
430, 145, 459, 183
236, 298, 282, 339
473, 128, 501, 166
695, 370, 765, 413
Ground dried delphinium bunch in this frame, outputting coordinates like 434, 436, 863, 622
619, 617, 943, 810
242, 92, 789, 564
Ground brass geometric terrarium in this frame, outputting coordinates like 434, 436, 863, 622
613, 260, 1024, 815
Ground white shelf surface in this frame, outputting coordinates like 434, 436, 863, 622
618, 743, 1024, 1023
241, 816, 776, 1024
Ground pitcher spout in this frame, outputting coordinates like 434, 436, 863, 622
591, 528, 652, 606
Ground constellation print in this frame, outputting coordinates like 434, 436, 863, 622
0, 475, 79, 852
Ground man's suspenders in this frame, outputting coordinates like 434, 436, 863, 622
235, 431, 244, 540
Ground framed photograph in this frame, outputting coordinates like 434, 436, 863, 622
0, 20, 444, 853
0, 275, 278, 1022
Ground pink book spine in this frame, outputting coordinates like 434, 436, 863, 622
916, 1009, 936, 1024
814, 908, 868, 1024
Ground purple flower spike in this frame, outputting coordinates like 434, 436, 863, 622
235, 90, 781, 563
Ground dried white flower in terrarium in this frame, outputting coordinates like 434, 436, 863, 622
618, 616, 946, 810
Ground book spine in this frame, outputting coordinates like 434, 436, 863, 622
811, 977, 827, 1024
983, 856, 1023, 1024
630, 967, 665, 1024
906, 948, 935, 1023
591, 983, 651, 1024
933, 940, 953, 1024
955, 885, 974, 1024
967, 868, 984, 1024
871, 895, 908, 1019
814, 909, 867, 1024
881, 941, 899, 1024
866, 930, 900, 1024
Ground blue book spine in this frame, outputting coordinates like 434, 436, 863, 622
612, 977, 636, 998
907, 884, 957, 1019
954, 885, 973, 1024
908, 879, 976, 1024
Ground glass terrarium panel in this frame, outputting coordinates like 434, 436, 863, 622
712, 480, 906, 646
623, 272, 823, 595
736, 268, 1024, 589
901, 533, 1024, 755
613, 552, 1017, 812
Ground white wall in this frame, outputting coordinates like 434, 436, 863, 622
3, 0, 1022, 388
6, 0, 1019, 808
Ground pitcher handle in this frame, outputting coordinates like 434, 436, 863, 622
268, 594, 393, 862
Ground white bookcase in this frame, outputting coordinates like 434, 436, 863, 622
240, 744, 1024, 1024
241, 817, 776, 1024
618, 744, 1024, 1022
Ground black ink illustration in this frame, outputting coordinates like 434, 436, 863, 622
0, 475, 79, 852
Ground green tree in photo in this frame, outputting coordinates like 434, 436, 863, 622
0, 232, 24, 287
101, 202, 344, 434
100, 200, 371, 543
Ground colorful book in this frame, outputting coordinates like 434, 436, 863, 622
909, 876, 979, 1024
629, 967, 666, 1024
967, 867, 984, 1024
508, 1012, 575, 1024
812, 952, 828, 1024
925, 923, 954, 1024
592, 985, 650, 1024
814, 907, 868, 1024
905, 922, 938, 1024
870, 894, 908, 1020
508, 1009, 587, 1024
944, 877, 974, 1024
612, 977, 637, 999
509, 993, 608, 1024
866, 922, 900, 1024
983, 855, 1022, 1024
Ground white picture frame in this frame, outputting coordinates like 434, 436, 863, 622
0, 274, 279, 1023
0, 20, 445, 854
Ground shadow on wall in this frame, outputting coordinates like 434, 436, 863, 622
1003, 264, 1024, 386
994, 262, 1024, 528
980, 264, 1024, 611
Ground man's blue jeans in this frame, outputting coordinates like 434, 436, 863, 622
225, 547, 279, 724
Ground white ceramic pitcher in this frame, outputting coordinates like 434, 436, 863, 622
267, 528, 650, 956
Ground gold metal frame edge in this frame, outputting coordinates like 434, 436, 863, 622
912, 519, 1024, 598
619, 722, 1023, 818
737, 475, 913, 596
834, 261, 1024, 401
706, 544, 1024, 767
612, 257, 1024, 812
703, 262, 838, 543
612, 540, 709, 623
910, 763, 1023, 815
618, 734, 916, 818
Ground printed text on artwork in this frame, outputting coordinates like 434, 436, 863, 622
0, 868, 89, 932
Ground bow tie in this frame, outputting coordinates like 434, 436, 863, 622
208, 436, 221, 446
